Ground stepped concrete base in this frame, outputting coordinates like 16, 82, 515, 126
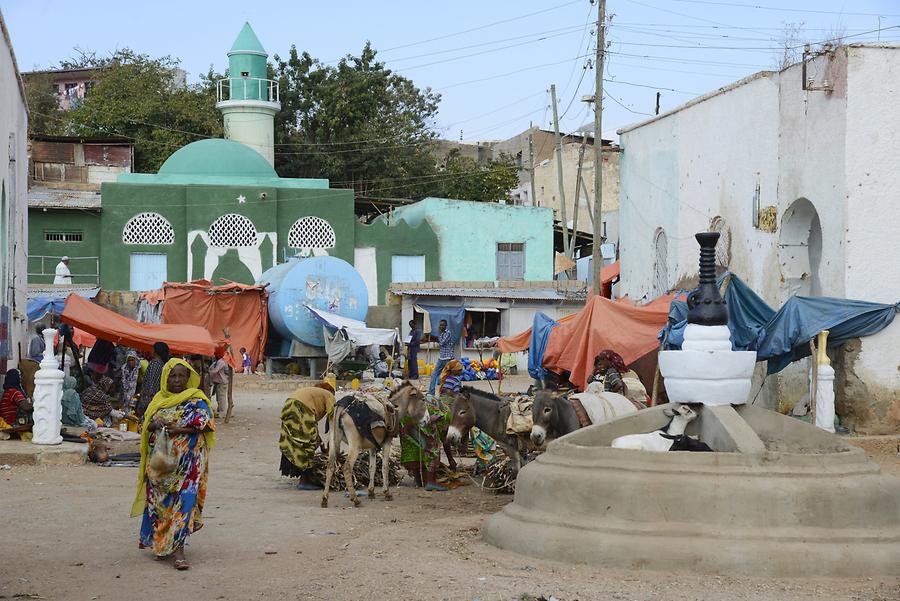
483, 404, 900, 577
0, 440, 88, 466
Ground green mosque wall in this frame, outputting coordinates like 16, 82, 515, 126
355, 219, 439, 304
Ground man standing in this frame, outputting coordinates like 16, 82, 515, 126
28, 326, 46, 363
53, 256, 72, 285
209, 353, 229, 419
407, 320, 422, 380
427, 319, 454, 397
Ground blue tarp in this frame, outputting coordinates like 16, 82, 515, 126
662, 273, 899, 374
419, 304, 466, 344
527, 312, 559, 380
759, 296, 899, 374
28, 288, 100, 323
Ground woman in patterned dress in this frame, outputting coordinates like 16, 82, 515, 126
131, 358, 215, 571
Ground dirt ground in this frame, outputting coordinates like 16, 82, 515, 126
2, 388, 899, 601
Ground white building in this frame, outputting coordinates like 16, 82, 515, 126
0, 10, 28, 371
617, 44, 900, 434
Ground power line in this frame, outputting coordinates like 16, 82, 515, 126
374, 0, 583, 53
663, 0, 900, 18
436, 53, 592, 91
604, 91, 655, 116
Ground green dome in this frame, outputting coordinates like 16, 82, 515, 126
158, 139, 277, 178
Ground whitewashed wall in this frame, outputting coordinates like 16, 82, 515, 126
617, 45, 900, 432
0, 14, 28, 370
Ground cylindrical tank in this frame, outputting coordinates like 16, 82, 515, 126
258, 256, 369, 347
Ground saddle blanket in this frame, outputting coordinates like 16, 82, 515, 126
569, 390, 638, 426
335, 395, 387, 449
505, 396, 534, 435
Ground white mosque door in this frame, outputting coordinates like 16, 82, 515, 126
130, 253, 167, 291
354, 247, 378, 306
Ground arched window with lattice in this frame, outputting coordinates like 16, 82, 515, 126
208, 213, 258, 248
709, 216, 731, 268
288, 216, 336, 250
122, 212, 175, 245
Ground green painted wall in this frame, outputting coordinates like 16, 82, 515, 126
355, 219, 439, 304
275, 188, 355, 264
391, 197, 554, 281
99, 183, 187, 290
28, 209, 102, 284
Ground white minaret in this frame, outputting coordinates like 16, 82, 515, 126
216, 22, 281, 166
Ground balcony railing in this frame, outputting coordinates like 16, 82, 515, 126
28, 255, 100, 286
216, 77, 280, 104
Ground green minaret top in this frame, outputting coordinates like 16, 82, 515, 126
229, 21, 267, 56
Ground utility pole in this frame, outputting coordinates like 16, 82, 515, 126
591, 0, 606, 296
569, 131, 589, 259
528, 133, 537, 207
550, 84, 570, 260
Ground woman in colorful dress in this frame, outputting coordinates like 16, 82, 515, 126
131, 359, 215, 571
278, 383, 335, 490
120, 351, 140, 412
0, 369, 31, 429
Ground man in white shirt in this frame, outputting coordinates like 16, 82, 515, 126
53, 256, 72, 285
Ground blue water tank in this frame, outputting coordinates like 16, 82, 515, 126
258, 256, 369, 347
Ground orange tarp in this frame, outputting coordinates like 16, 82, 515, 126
600, 260, 620, 284
497, 312, 579, 353
542, 294, 675, 391
160, 280, 268, 368
61, 293, 223, 357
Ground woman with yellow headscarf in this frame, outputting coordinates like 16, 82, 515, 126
132, 358, 216, 571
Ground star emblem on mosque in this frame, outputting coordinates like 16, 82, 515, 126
237, 195, 246, 204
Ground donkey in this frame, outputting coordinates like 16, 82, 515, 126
446, 387, 527, 474
321, 381, 428, 508
530, 388, 638, 447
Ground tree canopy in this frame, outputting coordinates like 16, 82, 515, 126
25, 44, 514, 202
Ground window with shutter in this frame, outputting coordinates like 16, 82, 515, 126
496, 243, 525, 280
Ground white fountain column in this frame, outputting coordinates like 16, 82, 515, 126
32, 328, 63, 445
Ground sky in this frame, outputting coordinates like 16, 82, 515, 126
2, 0, 899, 142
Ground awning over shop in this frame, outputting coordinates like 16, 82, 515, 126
305, 305, 398, 347
61, 293, 224, 357
27, 287, 100, 322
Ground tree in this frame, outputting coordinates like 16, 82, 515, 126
434, 151, 518, 203
62, 49, 222, 172
24, 71, 65, 136
272, 43, 442, 198
773, 21, 805, 70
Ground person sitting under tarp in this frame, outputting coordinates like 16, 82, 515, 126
0, 369, 32, 434
588, 350, 650, 408
82, 376, 125, 426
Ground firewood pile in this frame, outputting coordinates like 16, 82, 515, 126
481, 448, 543, 494
310, 448, 403, 490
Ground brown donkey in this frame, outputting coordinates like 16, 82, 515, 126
321, 382, 428, 508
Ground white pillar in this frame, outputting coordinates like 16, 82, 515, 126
815, 363, 836, 433
32, 328, 63, 445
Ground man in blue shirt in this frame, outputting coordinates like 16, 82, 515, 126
428, 320, 454, 396
407, 320, 422, 380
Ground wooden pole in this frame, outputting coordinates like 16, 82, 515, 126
808, 338, 818, 425
528, 133, 537, 207
550, 83, 571, 260
591, 0, 607, 296
569, 132, 589, 260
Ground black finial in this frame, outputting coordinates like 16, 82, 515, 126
687, 232, 728, 326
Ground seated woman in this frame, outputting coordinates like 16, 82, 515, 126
120, 351, 141, 413
588, 349, 649, 409
61, 375, 91, 429
81, 376, 125, 426
278, 383, 336, 491
439, 359, 464, 396
0, 369, 32, 431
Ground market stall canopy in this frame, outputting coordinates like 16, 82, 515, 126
554, 252, 577, 275
600, 260, 620, 284
498, 312, 579, 353
305, 305, 398, 347
27, 287, 100, 322
543, 294, 676, 390
159, 280, 268, 368
61, 293, 224, 357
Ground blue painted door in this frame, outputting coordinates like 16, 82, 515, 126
130, 253, 167, 291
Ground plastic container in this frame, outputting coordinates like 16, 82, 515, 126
324, 372, 337, 391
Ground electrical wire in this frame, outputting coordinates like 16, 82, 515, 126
662, 0, 900, 18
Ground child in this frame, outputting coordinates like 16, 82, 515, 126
240, 347, 252, 374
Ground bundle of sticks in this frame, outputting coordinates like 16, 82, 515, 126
481, 448, 543, 494
310, 449, 403, 490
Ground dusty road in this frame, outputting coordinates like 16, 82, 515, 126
2, 388, 899, 601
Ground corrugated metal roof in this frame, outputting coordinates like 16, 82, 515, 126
28, 187, 102, 210
389, 286, 586, 301
27, 286, 100, 301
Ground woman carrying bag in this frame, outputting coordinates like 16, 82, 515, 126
131, 358, 216, 571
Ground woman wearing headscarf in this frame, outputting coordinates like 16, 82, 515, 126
137, 342, 170, 419
439, 359, 464, 395
278, 383, 336, 490
588, 349, 649, 408
0, 369, 31, 428
120, 351, 140, 412
132, 359, 215, 571
81, 377, 124, 425
61, 375, 88, 428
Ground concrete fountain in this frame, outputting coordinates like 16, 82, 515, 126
483, 232, 900, 577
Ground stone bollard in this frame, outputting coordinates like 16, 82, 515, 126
32, 328, 63, 445
813, 330, 835, 433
